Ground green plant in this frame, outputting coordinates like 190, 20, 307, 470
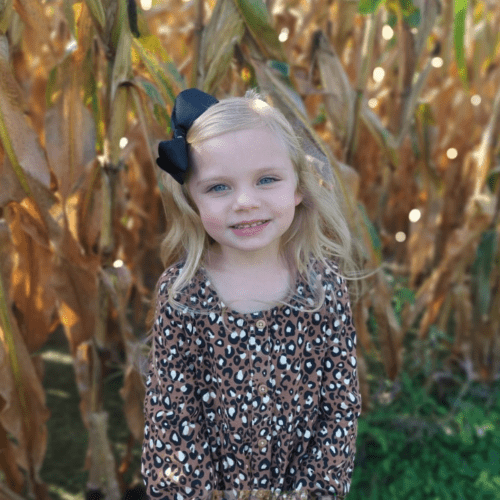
350, 369, 500, 500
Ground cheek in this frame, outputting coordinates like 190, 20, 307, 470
199, 213, 225, 232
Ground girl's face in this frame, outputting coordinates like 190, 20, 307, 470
187, 127, 303, 264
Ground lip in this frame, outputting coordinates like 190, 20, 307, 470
231, 220, 270, 236
230, 219, 270, 227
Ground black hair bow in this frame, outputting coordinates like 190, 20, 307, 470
156, 88, 219, 184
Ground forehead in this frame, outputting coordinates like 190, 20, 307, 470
189, 127, 293, 177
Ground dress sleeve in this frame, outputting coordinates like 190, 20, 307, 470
291, 272, 362, 499
141, 273, 217, 499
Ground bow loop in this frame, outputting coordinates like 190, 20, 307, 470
157, 138, 189, 185
156, 88, 219, 184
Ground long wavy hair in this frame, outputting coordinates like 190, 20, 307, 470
137, 88, 365, 378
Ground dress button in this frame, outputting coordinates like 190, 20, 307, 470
256, 319, 266, 329
258, 438, 267, 449
258, 384, 268, 395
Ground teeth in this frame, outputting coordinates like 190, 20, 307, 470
233, 220, 268, 229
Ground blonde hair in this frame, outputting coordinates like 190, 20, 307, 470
143, 88, 364, 335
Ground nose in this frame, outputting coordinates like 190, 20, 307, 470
233, 188, 260, 210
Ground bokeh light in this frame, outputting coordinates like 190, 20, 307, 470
279, 28, 289, 42
373, 67, 385, 83
409, 209, 421, 223
395, 232, 406, 242
382, 25, 394, 40
65, 40, 77, 54
432, 57, 444, 68
471, 94, 481, 106
447, 148, 458, 159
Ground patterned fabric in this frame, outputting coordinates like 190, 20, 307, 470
142, 259, 361, 500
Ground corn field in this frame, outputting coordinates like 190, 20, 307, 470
0, 0, 499, 497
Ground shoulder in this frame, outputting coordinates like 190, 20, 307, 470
311, 258, 352, 308
312, 258, 344, 286
156, 260, 186, 295
155, 261, 214, 313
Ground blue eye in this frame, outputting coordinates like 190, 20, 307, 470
208, 184, 228, 193
259, 177, 278, 185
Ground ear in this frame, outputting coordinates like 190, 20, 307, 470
294, 189, 303, 206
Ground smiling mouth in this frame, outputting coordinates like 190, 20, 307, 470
231, 220, 270, 229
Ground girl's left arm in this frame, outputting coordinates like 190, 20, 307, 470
291, 276, 362, 499
141, 273, 217, 499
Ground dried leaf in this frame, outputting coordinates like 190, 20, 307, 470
119, 365, 145, 442
49, 222, 100, 356
233, 0, 286, 62
86, 411, 121, 499
397, 59, 433, 146
408, 199, 441, 285
0, 482, 26, 500
407, 193, 495, 338
352, 301, 376, 355
0, 53, 50, 192
74, 340, 92, 428
13, 0, 55, 65
0, 295, 50, 496
44, 57, 97, 202
335, 0, 359, 51
465, 84, 500, 195
198, 0, 245, 93
313, 31, 355, 145
449, 283, 472, 356
370, 273, 403, 379
5, 202, 57, 353
84, 0, 105, 28
77, 159, 103, 255
359, 103, 398, 164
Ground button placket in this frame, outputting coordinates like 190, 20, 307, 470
250, 312, 274, 484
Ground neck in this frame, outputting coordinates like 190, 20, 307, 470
204, 245, 287, 274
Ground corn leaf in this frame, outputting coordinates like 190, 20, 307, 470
132, 38, 176, 105
84, 0, 105, 28
454, 0, 469, 87
358, 0, 385, 15
358, 203, 383, 265
472, 230, 498, 319
198, 0, 245, 93
232, 0, 286, 62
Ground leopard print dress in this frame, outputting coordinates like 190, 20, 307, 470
142, 259, 361, 500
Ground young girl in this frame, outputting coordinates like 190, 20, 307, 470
142, 88, 362, 500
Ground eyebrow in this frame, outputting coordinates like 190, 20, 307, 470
196, 167, 287, 187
